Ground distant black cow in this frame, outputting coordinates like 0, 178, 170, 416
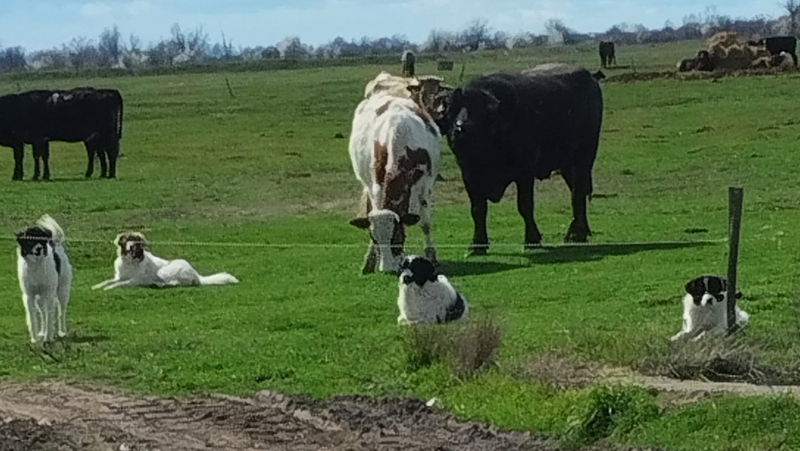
599, 41, 616, 68
402, 50, 416, 77
758, 36, 797, 66
437, 64, 603, 254
0, 87, 123, 181
677, 50, 714, 72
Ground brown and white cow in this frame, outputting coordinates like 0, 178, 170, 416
363, 71, 453, 122
348, 91, 441, 274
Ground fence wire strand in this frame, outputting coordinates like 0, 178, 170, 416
0, 235, 729, 249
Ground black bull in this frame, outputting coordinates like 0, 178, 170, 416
437, 65, 603, 255
0, 87, 123, 181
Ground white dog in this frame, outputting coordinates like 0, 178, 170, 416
397, 255, 469, 325
16, 215, 73, 344
670, 275, 748, 342
91, 232, 239, 290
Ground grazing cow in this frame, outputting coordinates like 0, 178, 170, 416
758, 36, 797, 66
599, 41, 616, 68
348, 92, 441, 274
436, 64, 603, 254
0, 87, 123, 181
677, 50, 714, 72
401, 50, 417, 77
773, 51, 796, 70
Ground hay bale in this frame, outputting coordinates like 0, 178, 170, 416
715, 44, 752, 70
706, 31, 740, 51
751, 56, 771, 69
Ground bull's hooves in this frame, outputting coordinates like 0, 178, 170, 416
564, 235, 589, 243
12, 177, 23, 181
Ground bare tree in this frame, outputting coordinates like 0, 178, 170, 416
66, 37, 99, 69
459, 19, 491, 51
784, 0, 800, 35
98, 25, 123, 67
277, 36, 310, 59
30, 48, 69, 70
0, 46, 27, 72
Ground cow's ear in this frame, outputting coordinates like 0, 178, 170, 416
481, 90, 500, 112
401, 214, 421, 226
450, 87, 463, 104
349, 217, 371, 229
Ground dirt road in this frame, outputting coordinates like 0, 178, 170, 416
0, 381, 667, 451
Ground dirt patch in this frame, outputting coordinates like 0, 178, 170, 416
605, 68, 799, 83
0, 381, 658, 451
521, 351, 800, 408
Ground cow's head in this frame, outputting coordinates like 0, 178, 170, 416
440, 87, 500, 149
350, 209, 420, 273
407, 76, 454, 123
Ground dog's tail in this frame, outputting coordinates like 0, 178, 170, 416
199, 273, 239, 286
36, 214, 66, 244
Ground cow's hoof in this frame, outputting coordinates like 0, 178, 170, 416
564, 232, 589, 243
467, 245, 489, 257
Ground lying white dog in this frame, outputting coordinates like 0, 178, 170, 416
397, 255, 468, 325
92, 232, 239, 290
16, 215, 73, 344
670, 274, 748, 342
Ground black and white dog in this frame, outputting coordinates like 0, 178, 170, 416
92, 232, 239, 290
16, 215, 73, 344
670, 275, 748, 342
397, 255, 469, 325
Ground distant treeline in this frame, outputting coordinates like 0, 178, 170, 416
0, 7, 793, 75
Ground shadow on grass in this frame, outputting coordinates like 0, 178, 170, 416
438, 259, 527, 277
492, 240, 715, 265
68, 334, 111, 345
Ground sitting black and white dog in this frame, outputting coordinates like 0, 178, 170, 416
397, 255, 469, 325
16, 215, 73, 344
670, 274, 748, 342
91, 232, 239, 290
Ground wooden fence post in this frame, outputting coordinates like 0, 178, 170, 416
727, 187, 744, 335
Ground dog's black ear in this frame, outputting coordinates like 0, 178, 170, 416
685, 277, 704, 295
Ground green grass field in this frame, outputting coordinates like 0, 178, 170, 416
2, 40, 800, 450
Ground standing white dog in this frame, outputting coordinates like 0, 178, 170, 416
670, 274, 748, 342
16, 215, 73, 344
397, 255, 469, 325
91, 232, 239, 290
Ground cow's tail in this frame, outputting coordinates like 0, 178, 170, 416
114, 90, 124, 140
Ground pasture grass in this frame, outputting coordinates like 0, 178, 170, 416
1, 40, 800, 450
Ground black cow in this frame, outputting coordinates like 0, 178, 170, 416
758, 36, 797, 66
0, 87, 123, 181
437, 64, 603, 255
599, 41, 616, 68
402, 50, 417, 77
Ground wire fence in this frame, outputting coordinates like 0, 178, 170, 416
0, 235, 729, 249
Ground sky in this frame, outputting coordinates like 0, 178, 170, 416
0, 0, 785, 52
